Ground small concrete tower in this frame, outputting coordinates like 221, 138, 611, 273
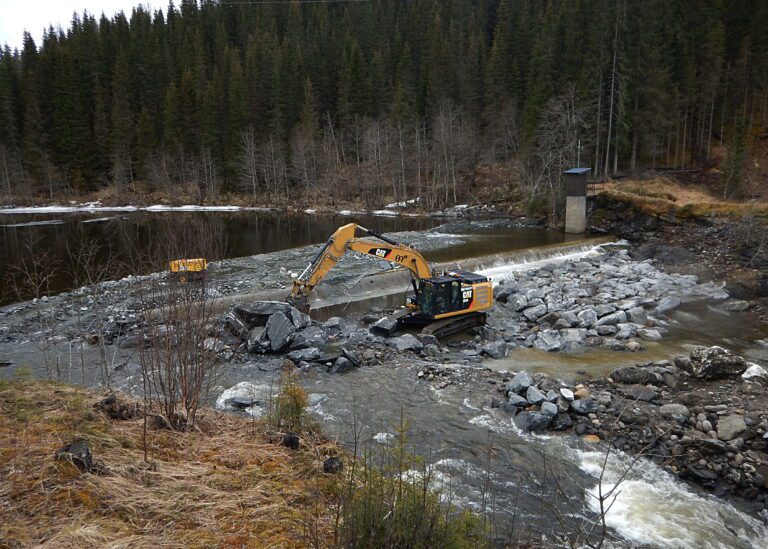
563, 167, 591, 234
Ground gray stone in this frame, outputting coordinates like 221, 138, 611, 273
507, 393, 529, 407
596, 325, 617, 336
324, 317, 344, 332
546, 390, 559, 403
637, 328, 662, 341
203, 337, 226, 353
494, 285, 517, 303
246, 327, 269, 353
550, 413, 573, 430
289, 308, 312, 329
620, 384, 658, 402
526, 385, 546, 405
717, 415, 747, 441
533, 330, 563, 351
265, 312, 296, 352
626, 306, 648, 324
482, 340, 509, 359
56, 439, 93, 472
596, 310, 627, 327
506, 372, 533, 395
514, 411, 553, 432
577, 309, 599, 327
540, 401, 558, 417
656, 296, 681, 314
595, 304, 617, 317
523, 304, 548, 321
611, 366, 655, 385
660, 403, 690, 424
507, 294, 529, 312
722, 300, 750, 312
690, 346, 748, 380
570, 398, 598, 414
560, 328, 587, 344
235, 301, 292, 327
370, 315, 399, 336
223, 311, 250, 340
615, 323, 636, 340
287, 347, 321, 363
331, 356, 355, 374
392, 333, 423, 352
559, 388, 575, 401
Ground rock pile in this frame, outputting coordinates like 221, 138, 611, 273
488, 247, 728, 353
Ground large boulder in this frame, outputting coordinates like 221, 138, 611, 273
656, 296, 681, 315
392, 333, 423, 352
577, 309, 598, 327
331, 356, 355, 374
523, 304, 548, 321
514, 411, 553, 432
540, 401, 558, 417
637, 328, 662, 341
223, 311, 250, 340
370, 315, 399, 336
610, 366, 655, 385
625, 306, 648, 324
235, 301, 292, 327
246, 327, 269, 353
660, 403, 690, 424
716, 415, 747, 441
526, 385, 546, 405
533, 330, 563, 351
690, 346, 748, 380
595, 310, 627, 327
482, 340, 509, 359
507, 294, 529, 312
494, 285, 517, 303
287, 347, 321, 363
506, 372, 533, 395
265, 312, 296, 352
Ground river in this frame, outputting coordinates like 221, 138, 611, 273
1, 209, 767, 547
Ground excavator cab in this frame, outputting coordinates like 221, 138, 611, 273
407, 271, 492, 320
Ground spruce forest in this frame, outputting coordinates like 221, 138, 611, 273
0, 0, 766, 212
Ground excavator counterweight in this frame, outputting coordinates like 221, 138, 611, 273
289, 223, 493, 338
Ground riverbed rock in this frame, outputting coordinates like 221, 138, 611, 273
56, 439, 93, 472
514, 411, 553, 432
370, 315, 399, 336
596, 310, 627, 327
540, 401, 558, 417
660, 403, 691, 424
620, 384, 658, 402
482, 340, 509, 359
235, 301, 291, 327
560, 388, 575, 401
625, 306, 648, 324
656, 296, 681, 314
287, 347, 320, 363
331, 356, 354, 374
289, 308, 312, 329
637, 328, 662, 341
494, 286, 517, 303
690, 346, 748, 380
570, 398, 597, 414
717, 415, 747, 441
506, 393, 529, 408
506, 372, 533, 395
533, 330, 563, 351
610, 366, 655, 385
526, 385, 546, 405
550, 413, 573, 430
392, 333, 423, 352
523, 304, 548, 321
265, 312, 296, 352
577, 309, 598, 327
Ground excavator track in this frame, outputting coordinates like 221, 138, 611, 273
421, 312, 487, 339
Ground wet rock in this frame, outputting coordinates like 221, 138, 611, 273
559, 388, 575, 401
722, 299, 750, 312
545, 390, 558, 403
625, 306, 648, 324
570, 398, 598, 415
656, 296, 681, 314
660, 404, 690, 424
265, 312, 296, 352
637, 328, 662, 341
514, 411, 553, 432
611, 366, 655, 385
526, 386, 546, 405
323, 456, 343, 474
56, 439, 93, 472
690, 346, 748, 380
507, 393, 529, 407
287, 347, 320, 363
392, 333, 423, 352
533, 330, 563, 352
506, 372, 533, 395
370, 315, 399, 336
550, 413, 573, 430
235, 301, 291, 327
717, 415, 747, 441
331, 356, 354, 374
482, 340, 508, 359
596, 310, 627, 327
540, 401, 558, 417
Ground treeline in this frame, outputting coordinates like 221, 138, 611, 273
0, 0, 766, 210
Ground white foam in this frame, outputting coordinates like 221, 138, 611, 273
1, 219, 65, 227
370, 209, 399, 217
477, 243, 605, 284
0, 203, 277, 214
576, 450, 768, 549
373, 432, 394, 444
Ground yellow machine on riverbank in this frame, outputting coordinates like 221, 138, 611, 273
168, 258, 208, 284
289, 223, 493, 338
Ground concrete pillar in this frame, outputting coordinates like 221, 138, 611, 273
563, 167, 591, 234
565, 195, 587, 233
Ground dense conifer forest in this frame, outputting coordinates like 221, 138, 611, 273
0, 0, 766, 209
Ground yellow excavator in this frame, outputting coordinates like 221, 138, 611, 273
289, 223, 493, 338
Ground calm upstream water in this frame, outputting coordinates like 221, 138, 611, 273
0, 210, 571, 305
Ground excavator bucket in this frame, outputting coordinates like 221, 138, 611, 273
289, 294, 311, 314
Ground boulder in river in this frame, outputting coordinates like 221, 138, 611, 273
514, 411, 553, 432
507, 393, 529, 408
526, 385, 546, 405
570, 398, 598, 414
656, 296, 681, 314
690, 346, 748, 380
506, 372, 533, 395
392, 333, 423, 352
533, 330, 563, 351
540, 401, 558, 417
482, 340, 508, 359
577, 309, 598, 327
637, 328, 662, 341
331, 356, 355, 374
595, 310, 627, 327
610, 366, 656, 385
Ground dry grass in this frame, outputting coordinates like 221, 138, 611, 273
0, 380, 341, 549
600, 176, 768, 219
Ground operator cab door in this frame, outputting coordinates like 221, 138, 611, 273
435, 280, 463, 316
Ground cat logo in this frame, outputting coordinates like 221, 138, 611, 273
369, 247, 391, 258
462, 287, 473, 303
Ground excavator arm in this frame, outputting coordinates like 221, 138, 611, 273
290, 223, 432, 310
